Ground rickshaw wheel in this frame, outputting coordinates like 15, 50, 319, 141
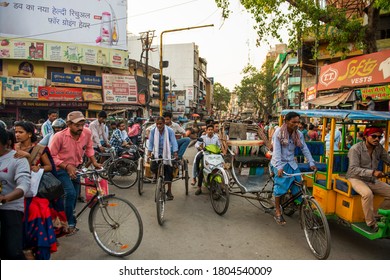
300, 197, 331, 260
209, 172, 230, 216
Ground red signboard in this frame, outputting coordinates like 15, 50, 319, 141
317, 49, 390, 91
38, 86, 83, 101
305, 85, 317, 101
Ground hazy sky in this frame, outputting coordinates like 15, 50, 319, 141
127, 0, 288, 90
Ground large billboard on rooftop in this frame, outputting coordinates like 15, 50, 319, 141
0, 0, 127, 51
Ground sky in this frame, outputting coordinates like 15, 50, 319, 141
127, 0, 288, 91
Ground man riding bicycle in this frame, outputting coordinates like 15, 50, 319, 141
147, 116, 178, 200
270, 111, 316, 225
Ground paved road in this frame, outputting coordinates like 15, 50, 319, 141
52, 146, 390, 260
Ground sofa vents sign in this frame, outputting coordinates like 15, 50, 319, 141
318, 50, 390, 91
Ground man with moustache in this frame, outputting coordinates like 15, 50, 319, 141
346, 126, 390, 232
49, 111, 102, 235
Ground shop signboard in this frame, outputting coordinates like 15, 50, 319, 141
305, 85, 317, 101
83, 91, 102, 102
51, 72, 102, 89
0, 38, 128, 69
1, 76, 46, 99
358, 85, 390, 101
6, 99, 88, 107
318, 49, 390, 91
102, 74, 138, 104
38, 86, 83, 101
0, 0, 128, 51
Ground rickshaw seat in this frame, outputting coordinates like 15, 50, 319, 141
297, 162, 327, 172
234, 174, 272, 193
334, 179, 358, 195
235, 155, 270, 165
295, 141, 325, 162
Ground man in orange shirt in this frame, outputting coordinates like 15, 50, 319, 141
49, 111, 102, 235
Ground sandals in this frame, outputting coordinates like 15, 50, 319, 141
274, 215, 286, 225
65, 226, 79, 237
166, 192, 174, 201
195, 188, 202, 195
370, 223, 379, 233
191, 179, 197, 186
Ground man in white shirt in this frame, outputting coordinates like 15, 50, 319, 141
194, 124, 221, 195
89, 111, 110, 152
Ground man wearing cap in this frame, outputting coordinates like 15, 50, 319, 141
49, 111, 102, 235
346, 126, 390, 232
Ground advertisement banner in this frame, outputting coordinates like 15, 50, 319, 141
0, 0, 127, 51
305, 85, 317, 101
83, 91, 102, 102
1, 76, 46, 99
0, 38, 128, 69
358, 85, 390, 101
7, 60, 46, 77
102, 74, 137, 104
38, 86, 83, 101
51, 72, 102, 89
318, 49, 390, 91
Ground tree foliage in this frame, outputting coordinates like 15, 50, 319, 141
215, 0, 390, 55
235, 59, 275, 119
213, 82, 231, 113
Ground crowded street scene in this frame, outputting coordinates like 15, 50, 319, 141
1, 1, 390, 280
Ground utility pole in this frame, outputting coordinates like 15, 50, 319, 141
139, 30, 155, 117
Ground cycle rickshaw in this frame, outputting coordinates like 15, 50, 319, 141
210, 121, 331, 260
280, 109, 390, 241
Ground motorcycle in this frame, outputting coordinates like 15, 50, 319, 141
197, 138, 230, 215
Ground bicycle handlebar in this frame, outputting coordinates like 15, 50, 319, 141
76, 168, 106, 176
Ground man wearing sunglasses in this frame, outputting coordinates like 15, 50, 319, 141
346, 126, 390, 232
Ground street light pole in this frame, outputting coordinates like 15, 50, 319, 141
159, 24, 214, 115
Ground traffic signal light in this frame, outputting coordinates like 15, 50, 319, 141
162, 75, 169, 94
152, 73, 161, 94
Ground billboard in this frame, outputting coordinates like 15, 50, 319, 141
102, 74, 137, 104
0, 38, 128, 69
317, 49, 390, 91
0, 0, 127, 50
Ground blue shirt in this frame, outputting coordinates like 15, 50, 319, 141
325, 129, 341, 152
271, 127, 315, 170
148, 126, 178, 156
41, 120, 53, 137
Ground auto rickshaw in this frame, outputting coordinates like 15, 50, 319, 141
281, 109, 390, 240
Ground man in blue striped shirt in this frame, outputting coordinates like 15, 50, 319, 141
41, 109, 58, 138
271, 111, 316, 225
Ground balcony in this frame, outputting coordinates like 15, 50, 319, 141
288, 76, 301, 85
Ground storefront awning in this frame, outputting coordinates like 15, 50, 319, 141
307, 91, 353, 107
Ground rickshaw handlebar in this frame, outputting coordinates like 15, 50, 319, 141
283, 171, 316, 177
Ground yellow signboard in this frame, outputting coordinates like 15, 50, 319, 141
83, 91, 102, 102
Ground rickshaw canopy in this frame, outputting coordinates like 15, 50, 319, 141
281, 109, 390, 121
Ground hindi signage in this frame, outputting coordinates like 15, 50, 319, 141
102, 74, 138, 104
38, 86, 83, 101
51, 72, 102, 89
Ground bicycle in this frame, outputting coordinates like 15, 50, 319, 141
260, 170, 331, 260
76, 168, 143, 257
148, 157, 179, 226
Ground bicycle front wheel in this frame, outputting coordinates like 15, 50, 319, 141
89, 196, 143, 257
300, 197, 331, 260
108, 158, 138, 189
155, 177, 165, 226
209, 171, 230, 216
